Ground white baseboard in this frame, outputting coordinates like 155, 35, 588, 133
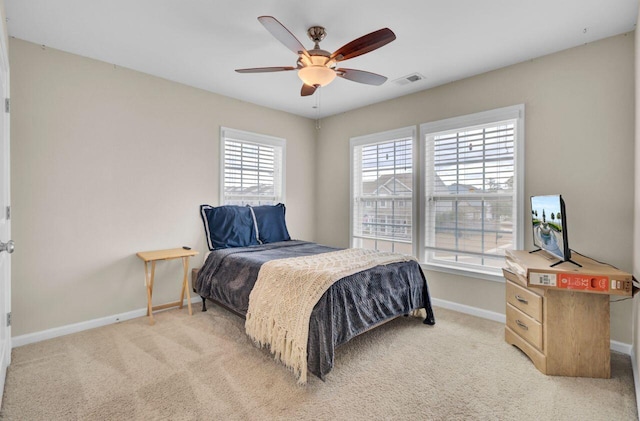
431, 297, 632, 355
431, 297, 506, 323
632, 346, 640, 418
611, 340, 633, 355
12, 296, 202, 348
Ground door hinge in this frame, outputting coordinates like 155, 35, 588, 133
6, 312, 10, 327
5, 206, 9, 220
4, 98, 9, 114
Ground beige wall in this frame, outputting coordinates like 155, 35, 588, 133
316, 34, 635, 343
9, 39, 317, 336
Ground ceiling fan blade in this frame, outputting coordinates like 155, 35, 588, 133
258, 16, 308, 56
301, 84, 317, 96
235, 66, 297, 73
336, 68, 388, 86
330, 28, 396, 62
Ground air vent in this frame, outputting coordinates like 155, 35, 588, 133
394, 73, 425, 86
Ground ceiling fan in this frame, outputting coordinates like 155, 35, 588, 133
236, 16, 396, 96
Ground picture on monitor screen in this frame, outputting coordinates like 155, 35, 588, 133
530, 194, 568, 261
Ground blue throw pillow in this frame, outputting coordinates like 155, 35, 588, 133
200, 205, 259, 250
250, 203, 291, 244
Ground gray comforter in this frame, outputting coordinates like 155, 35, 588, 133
194, 240, 435, 380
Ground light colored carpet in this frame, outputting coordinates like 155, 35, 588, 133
0, 305, 636, 420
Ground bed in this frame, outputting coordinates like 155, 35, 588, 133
195, 203, 435, 382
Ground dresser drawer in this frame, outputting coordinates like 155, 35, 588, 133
506, 303, 543, 350
506, 280, 542, 322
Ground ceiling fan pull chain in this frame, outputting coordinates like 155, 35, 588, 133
315, 88, 322, 130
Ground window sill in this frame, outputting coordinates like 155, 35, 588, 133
419, 262, 505, 283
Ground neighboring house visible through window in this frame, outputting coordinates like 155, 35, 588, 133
220, 127, 285, 206
351, 127, 416, 256
350, 105, 524, 279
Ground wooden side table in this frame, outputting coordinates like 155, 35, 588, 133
504, 269, 610, 378
136, 247, 199, 325
504, 249, 634, 378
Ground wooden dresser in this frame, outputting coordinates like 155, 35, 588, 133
504, 268, 611, 378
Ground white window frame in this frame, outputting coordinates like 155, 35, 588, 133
219, 127, 286, 206
350, 126, 418, 256
419, 104, 525, 281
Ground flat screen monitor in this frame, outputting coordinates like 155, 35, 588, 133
530, 194, 574, 266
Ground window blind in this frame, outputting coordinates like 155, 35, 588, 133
352, 133, 414, 255
424, 120, 516, 271
221, 128, 284, 206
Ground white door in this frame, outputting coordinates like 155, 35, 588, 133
0, 16, 12, 404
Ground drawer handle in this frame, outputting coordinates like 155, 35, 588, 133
515, 319, 529, 330
515, 294, 528, 304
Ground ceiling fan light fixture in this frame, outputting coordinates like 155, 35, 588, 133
298, 65, 336, 87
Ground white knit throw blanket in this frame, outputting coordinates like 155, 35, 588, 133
245, 248, 414, 384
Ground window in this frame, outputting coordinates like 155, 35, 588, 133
350, 127, 416, 256
220, 127, 285, 206
420, 105, 524, 277
349, 105, 524, 280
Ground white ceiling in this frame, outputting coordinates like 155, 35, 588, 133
5, 0, 638, 119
